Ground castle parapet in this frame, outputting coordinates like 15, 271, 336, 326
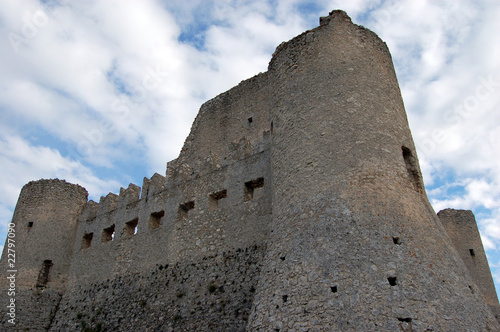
142, 173, 167, 199
96, 192, 119, 216
80, 200, 98, 222
118, 183, 141, 206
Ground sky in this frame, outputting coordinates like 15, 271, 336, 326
0, 0, 499, 294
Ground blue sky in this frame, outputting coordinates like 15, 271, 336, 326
1, 0, 499, 295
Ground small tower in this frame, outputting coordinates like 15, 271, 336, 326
0, 179, 88, 329
438, 208, 500, 318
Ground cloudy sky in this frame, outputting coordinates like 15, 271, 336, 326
1, 0, 499, 293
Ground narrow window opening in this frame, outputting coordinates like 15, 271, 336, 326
402, 146, 422, 192
81, 232, 93, 249
27, 222, 33, 231
149, 211, 165, 229
330, 286, 338, 293
248, 117, 253, 124
270, 121, 274, 135
125, 218, 139, 237
36, 260, 53, 288
469, 249, 475, 257
209, 189, 227, 211
244, 177, 264, 201
102, 224, 115, 243
392, 237, 401, 245
178, 201, 195, 221
282, 295, 288, 303
388, 276, 397, 286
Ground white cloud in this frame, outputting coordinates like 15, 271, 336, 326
0, 134, 121, 202
0, 133, 122, 247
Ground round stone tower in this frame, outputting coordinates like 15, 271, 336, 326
1, 179, 88, 291
248, 10, 499, 331
0, 179, 87, 329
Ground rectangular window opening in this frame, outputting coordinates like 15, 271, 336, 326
36, 260, 53, 288
125, 218, 139, 237
27, 221, 33, 231
178, 201, 195, 221
149, 211, 165, 229
469, 249, 475, 257
402, 146, 423, 192
244, 177, 264, 201
209, 189, 227, 211
102, 224, 115, 243
81, 232, 93, 249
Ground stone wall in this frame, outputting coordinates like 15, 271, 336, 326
51, 244, 266, 331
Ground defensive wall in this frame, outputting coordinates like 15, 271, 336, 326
1, 10, 499, 331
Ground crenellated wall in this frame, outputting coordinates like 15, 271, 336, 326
66, 146, 271, 287
63, 66, 273, 289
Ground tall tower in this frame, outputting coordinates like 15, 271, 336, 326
438, 209, 500, 318
0, 179, 88, 330
248, 11, 499, 331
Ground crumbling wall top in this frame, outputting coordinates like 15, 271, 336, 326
319, 10, 352, 26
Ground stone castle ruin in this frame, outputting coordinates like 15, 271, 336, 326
1, 10, 499, 331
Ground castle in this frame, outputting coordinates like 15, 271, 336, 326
1, 10, 499, 331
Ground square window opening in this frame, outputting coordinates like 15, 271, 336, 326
149, 211, 165, 229
244, 177, 264, 201
102, 224, 115, 243
178, 201, 195, 221
125, 218, 139, 237
209, 189, 227, 211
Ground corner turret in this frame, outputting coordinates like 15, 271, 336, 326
0, 179, 88, 329
438, 208, 500, 318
